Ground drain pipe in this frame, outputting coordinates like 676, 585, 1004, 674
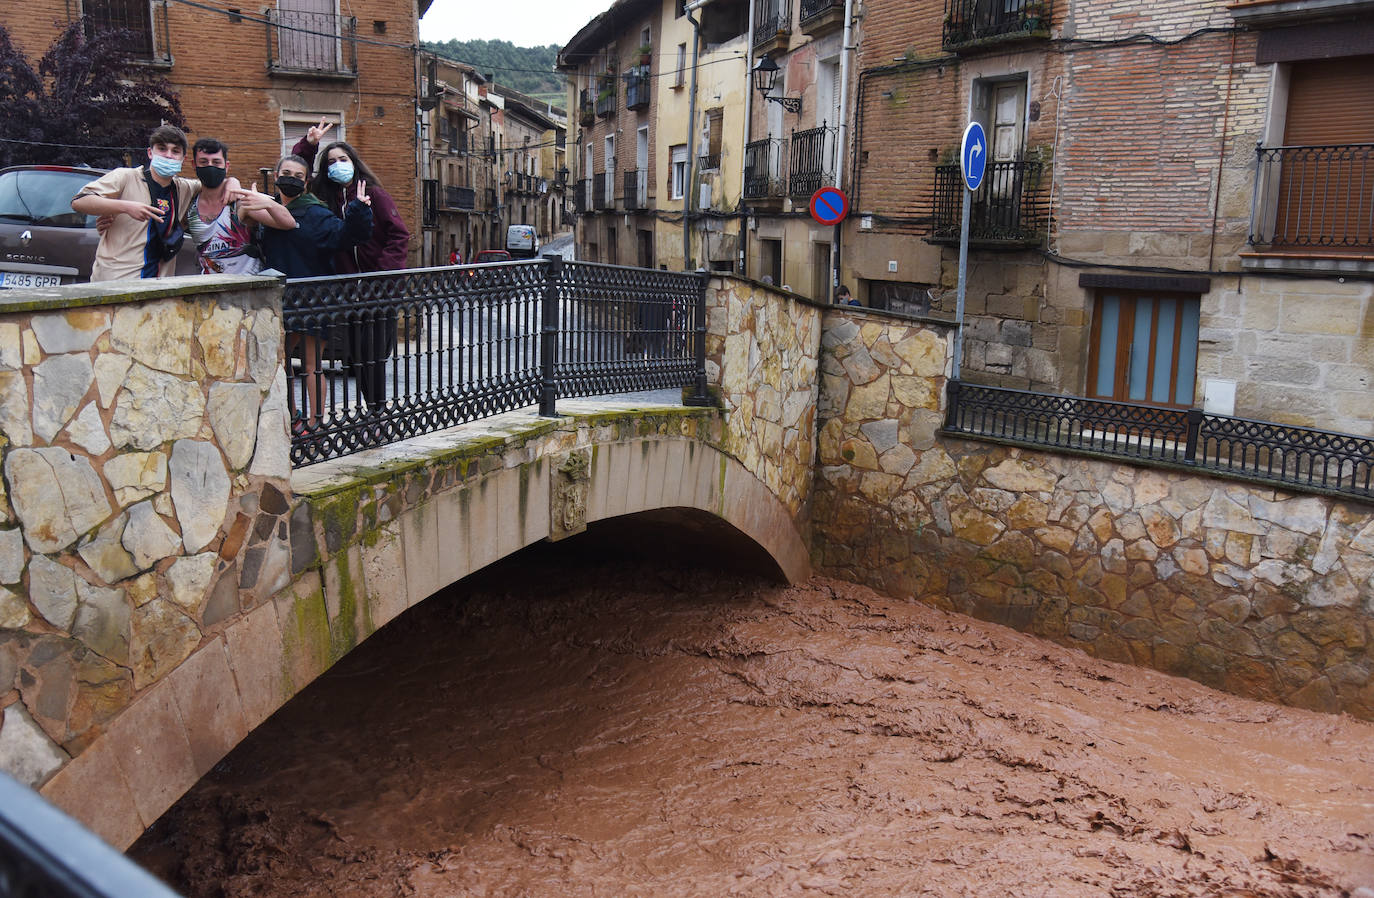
830, 0, 855, 300
683, 0, 708, 270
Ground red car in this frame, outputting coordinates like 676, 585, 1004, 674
473, 249, 512, 263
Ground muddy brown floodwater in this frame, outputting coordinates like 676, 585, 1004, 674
131, 536, 1374, 897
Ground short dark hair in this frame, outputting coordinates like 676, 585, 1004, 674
148, 124, 187, 153
276, 154, 310, 172
192, 137, 228, 159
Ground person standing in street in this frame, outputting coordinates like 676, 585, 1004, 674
72, 124, 200, 281
294, 119, 411, 421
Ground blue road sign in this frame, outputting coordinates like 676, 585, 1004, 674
960, 122, 987, 191
808, 187, 849, 226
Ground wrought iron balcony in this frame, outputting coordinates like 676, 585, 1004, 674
595, 75, 616, 117
267, 10, 357, 77
800, 0, 845, 35
1248, 143, 1374, 253
624, 169, 648, 210
754, 0, 792, 51
83, 0, 172, 65
593, 172, 613, 210
422, 179, 438, 228
625, 66, 651, 110
942, 0, 1051, 50
930, 159, 1048, 245
443, 185, 476, 212
744, 139, 787, 200
575, 178, 593, 213
579, 88, 596, 126
788, 125, 832, 197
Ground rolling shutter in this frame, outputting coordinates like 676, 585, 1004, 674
1282, 56, 1374, 145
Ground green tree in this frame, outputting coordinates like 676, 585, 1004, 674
422, 39, 562, 100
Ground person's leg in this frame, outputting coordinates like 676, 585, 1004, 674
303, 335, 324, 427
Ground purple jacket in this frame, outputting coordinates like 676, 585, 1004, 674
293, 137, 411, 274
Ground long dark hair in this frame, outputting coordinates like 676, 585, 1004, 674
311, 140, 382, 203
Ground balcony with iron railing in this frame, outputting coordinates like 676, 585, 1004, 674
753, 0, 792, 53
1246, 143, 1374, 272
930, 158, 1048, 246
422, 179, 439, 228
442, 185, 477, 212
267, 10, 358, 77
575, 178, 593, 213
744, 139, 788, 202
595, 75, 617, 117
942, 0, 1051, 51
579, 88, 596, 126
593, 172, 613, 210
624, 169, 648, 210
625, 66, 651, 111
800, 0, 845, 35
788, 126, 832, 198
82, 0, 172, 65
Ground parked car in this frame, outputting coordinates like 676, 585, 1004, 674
473, 249, 513, 263
0, 164, 196, 288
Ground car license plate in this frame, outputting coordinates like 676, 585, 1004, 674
0, 272, 63, 289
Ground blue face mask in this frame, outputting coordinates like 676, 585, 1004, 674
149, 153, 183, 177
327, 160, 355, 184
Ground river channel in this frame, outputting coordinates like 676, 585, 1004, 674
130, 524, 1374, 897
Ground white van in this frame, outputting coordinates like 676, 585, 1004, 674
506, 224, 538, 259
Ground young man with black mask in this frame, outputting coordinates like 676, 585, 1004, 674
185, 138, 294, 274
72, 125, 201, 281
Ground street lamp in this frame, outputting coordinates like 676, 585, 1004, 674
752, 54, 801, 114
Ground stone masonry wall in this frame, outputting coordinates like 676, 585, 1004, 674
813, 307, 1374, 719
705, 275, 822, 518
0, 278, 291, 792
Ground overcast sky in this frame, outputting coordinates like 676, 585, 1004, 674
419, 0, 613, 48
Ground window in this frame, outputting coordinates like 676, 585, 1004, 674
1087, 292, 1200, 407
670, 144, 688, 200
758, 238, 782, 286
703, 108, 723, 169
83, 0, 157, 61
280, 112, 343, 158
675, 0, 685, 17
675, 43, 687, 87
275, 0, 343, 73
604, 134, 616, 205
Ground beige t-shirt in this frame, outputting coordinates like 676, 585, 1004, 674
75, 167, 201, 281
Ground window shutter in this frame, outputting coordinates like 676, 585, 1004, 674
1283, 56, 1374, 145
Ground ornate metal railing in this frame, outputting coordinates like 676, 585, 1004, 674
578, 88, 595, 125
575, 178, 593, 213
81, 0, 172, 64
800, 0, 843, 24
282, 259, 709, 466
744, 138, 787, 199
932, 159, 1048, 244
943, 0, 1051, 48
0, 772, 186, 898
944, 381, 1374, 501
593, 172, 613, 210
624, 168, 648, 210
1248, 143, 1374, 251
595, 75, 616, 117
788, 125, 831, 197
754, 0, 792, 46
625, 66, 651, 110
267, 9, 357, 76
442, 185, 476, 211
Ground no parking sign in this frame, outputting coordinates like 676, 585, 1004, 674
808, 187, 849, 226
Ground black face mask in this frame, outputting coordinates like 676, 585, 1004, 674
196, 165, 228, 188
276, 176, 305, 198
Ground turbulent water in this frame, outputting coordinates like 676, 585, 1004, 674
130, 534, 1374, 897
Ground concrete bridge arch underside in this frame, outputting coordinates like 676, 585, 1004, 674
41, 410, 809, 849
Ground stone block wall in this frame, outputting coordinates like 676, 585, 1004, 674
705, 276, 822, 517
813, 307, 1374, 719
0, 278, 291, 801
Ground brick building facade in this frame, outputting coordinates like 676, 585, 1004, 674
10, 0, 426, 267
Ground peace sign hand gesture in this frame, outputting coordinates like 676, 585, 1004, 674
355, 180, 371, 207
306, 116, 335, 146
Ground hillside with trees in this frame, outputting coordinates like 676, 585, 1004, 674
423, 39, 564, 105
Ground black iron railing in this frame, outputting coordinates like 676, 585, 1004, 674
575, 178, 593, 213
1248, 143, 1374, 251
624, 169, 648, 210
789, 125, 831, 197
267, 9, 357, 76
82, 0, 171, 64
800, 0, 843, 25
744, 138, 787, 199
282, 260, 709, 466
754, 0, 792, 46
931, 159, 1047, 243
0, 772, 186, 898
625, 66, 651, 109
422, 179, 438, 228
944, 381, 1374, 501
443, 185, 476, 211
579, 88, 595, 125
943, 0, 1051, 48
593, 172, 613, 210
595, 75, 616, 117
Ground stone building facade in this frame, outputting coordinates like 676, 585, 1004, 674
11, 0, 427, 265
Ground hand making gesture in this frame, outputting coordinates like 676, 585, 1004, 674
120, 201, 165, 223
356, 180, 371, 207
306, 116, 335, 146
231, 182, 274, 211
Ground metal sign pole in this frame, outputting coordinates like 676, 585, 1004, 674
953, 184, 970, 380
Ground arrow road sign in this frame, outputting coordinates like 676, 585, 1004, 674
808, 187, 849, 226
960, 122, 987, 192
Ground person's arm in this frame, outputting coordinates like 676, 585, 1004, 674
302, 195, 372, 251
72, 168, 163, 222
232, 183, 295, 229
366, 184, 411, 270
291, 117, 333, 173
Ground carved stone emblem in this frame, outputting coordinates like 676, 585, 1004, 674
549, 449, 591, 541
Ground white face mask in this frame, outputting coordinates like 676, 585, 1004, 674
150, 153, 183, 177
328, 160, 355, 184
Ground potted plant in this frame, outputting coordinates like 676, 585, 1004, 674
1023, 1, 1048, 31
636, 43, 652, 66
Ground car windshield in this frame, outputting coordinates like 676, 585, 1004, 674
0, 169, 99, 228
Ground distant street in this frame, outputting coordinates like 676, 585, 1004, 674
542, 229, 575, 260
